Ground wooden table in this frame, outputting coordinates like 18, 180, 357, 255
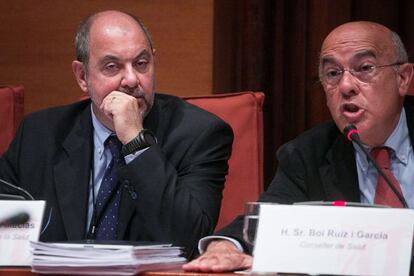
0, 267, 268, 276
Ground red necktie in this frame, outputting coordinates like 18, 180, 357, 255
371, 147, 404, 208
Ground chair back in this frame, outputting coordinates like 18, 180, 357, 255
0, 85, 24, 155
183, 92, 264, 230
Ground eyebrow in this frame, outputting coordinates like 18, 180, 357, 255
97, 49, 153, 69
320, 50, 377, 67
320, 56, 338, 67
352, 50, 377, 61
99, 55, 119, 65
135, 49, 152, 60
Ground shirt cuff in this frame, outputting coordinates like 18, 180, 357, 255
124, 147, 149, 164
198, 235, 245, 254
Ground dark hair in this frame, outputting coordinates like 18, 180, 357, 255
74, 11, 154, 68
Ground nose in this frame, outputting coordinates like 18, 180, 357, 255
337, 70, 359, 98
120, 65, 139, 89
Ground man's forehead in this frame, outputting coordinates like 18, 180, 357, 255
90, 17, 141, 39
320, 22, 394, 61
88, 17, 150, 55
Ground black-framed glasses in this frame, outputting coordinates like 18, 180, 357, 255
320, 62, 404, 86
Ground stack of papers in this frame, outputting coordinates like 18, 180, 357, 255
30, 241, 186, 275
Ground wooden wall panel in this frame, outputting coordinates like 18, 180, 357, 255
0, 1, 213, 114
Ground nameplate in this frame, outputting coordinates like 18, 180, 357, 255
0, 200, 45, 266
252, 204, 414, 276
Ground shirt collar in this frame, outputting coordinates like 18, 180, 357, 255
354, 108, 410, 172
384, 108, 410, 165
91, 105, 113, 158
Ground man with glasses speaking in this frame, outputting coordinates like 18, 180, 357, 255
184, 21, 414, 272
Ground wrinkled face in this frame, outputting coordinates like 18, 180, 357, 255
319, 23, 408, 146
84, 14, 155, 123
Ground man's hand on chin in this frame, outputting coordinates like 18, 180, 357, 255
182, 240, 252, 272
100, 91, 143, 144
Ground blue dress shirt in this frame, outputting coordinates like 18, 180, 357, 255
354, 108, 414, 208
86, 106, 145, 232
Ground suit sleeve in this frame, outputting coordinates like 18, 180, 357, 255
216, 141, 309, 254
118, 119, 233, 258
0, 118, 27, 193
259, 143, 309, 204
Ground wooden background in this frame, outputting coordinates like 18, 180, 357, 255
0, 0, 213, 114
2, 0, 414, 187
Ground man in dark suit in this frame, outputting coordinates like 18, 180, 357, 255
0, 10, 233, 258
184, 21, 413, 271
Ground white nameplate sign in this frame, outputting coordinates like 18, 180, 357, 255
0, 200, 45, 266
252, 204, 414, 276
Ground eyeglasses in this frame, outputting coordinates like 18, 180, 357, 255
320, 62, 404, 86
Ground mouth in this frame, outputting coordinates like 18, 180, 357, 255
340, 103, 365, 122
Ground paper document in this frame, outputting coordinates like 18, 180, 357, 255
30, 241, 186, 275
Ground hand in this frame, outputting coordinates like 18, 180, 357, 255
182, 240, 252, 272
100, 91, 144, 144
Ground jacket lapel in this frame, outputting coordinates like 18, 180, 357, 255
404, 96, 414, 145
53, 106, 93, 240
319, 133, 360, 202
319, 97, 414, 203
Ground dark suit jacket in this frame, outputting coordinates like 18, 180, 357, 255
219, 97, 414, 253
0, 93, 233, 258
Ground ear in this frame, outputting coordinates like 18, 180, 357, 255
72, 60, 89, 93
397, 63, 413, 97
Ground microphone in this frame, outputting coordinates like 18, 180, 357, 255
0, 178, 34, 200
343, 124, 408, 208
0, 212, 30, 227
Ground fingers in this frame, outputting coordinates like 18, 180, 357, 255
100, 92, 143, 143
100, 92, 128, 114
182, 249, 252, 272
183, 252, 252, 272
183, 255, 220, 272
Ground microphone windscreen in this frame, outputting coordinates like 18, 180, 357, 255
343, 124, 356, 135
343, 124, 359, 142
0, 212, 30, 226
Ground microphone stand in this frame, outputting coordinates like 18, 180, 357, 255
0, 193, 25, 200
343, 125, 408, 208
0, 178, 34, 200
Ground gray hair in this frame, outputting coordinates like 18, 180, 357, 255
391, 31, 408, 63
74, 12, 153, 68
